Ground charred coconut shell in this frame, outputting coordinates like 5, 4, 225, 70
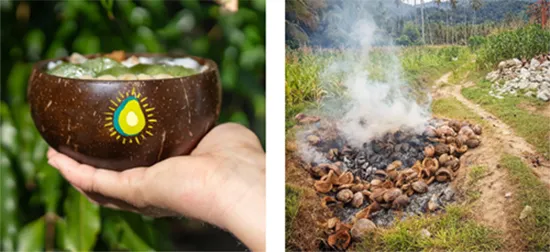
434, 143, 450, 156
351, 192, 364, 208
412, 180, 428, 193
465, 138, 481, 148
336, 189, 354, 203
422, 157, 439, 173
383, 188, 402, 202
472, 124, 482, 135
424, 144, 435, 158
435, 168, 453, 182
392, 194, 410, 210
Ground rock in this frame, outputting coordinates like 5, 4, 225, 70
530, 58, 541, 69
498, 61, 507, 69
420, 228, 431, 238
535, 74, 544, 83
428, 194, 440, 212
505, 192, 512, 198
519, 68, 531, 79
537, 89, 550, 102
513, 58, 522, 66
517, 80, 530, 89
486, 71, 500, 82
519, 205, 533, 220
351, 218, 376, 239
441, 187, 456, 202
524, 91, 535, 97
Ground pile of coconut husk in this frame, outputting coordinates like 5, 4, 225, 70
295, 113, 482, 250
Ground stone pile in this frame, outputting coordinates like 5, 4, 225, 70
486, 53, 550, 101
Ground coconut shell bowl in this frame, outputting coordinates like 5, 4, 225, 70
28, 53, 221, 171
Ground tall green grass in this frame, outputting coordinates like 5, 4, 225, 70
477, 25, 550, 69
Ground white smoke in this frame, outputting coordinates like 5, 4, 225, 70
298, 0, 432, 155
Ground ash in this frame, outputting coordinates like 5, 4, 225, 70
332, 182, 456, 226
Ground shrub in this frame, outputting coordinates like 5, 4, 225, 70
477, 25, 550, 69
468, 35, 487, 50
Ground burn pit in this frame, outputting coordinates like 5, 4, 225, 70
295, 114, 482, 250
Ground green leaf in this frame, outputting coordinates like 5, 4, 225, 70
0, 102, 18, 156
0, 148, 19, 251
6, 62, 31, 106
72, 31, 100, 55
102, 215, 154, 251
12, 105, 40, 185
137, 26, 163, 53
36, 162, 62, 213
229, 111, 249, 127
59, 188, 100, 252
129, 7, 151, 27
45, 40, 69, 59
16, 217, 44, 252
24, 29, 46, 61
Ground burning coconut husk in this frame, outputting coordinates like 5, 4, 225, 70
296, 114, 482, 250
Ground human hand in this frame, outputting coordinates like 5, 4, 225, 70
47, 123, 266, 251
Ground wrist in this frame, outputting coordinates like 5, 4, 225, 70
217, 157, 266, 251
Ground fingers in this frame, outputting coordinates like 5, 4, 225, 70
48, 149, 149, 208
194, 123, 263, 155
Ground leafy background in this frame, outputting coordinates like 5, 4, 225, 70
0, 0, 265, 251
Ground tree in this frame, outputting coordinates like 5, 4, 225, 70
421, 0, 425, 43
472, 0, 483, 34
285, 0, 327, 46
528, 0, 549, 28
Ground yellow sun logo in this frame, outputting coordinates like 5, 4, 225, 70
104, 87, 157, 144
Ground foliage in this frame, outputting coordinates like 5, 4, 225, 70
284, 185, 301, 241
401, 21, 421, 45
477, 24, 550, 68
468, 35, 487, 50
285, 0, 534, 47
462, 80, 550, 159
0, 0, 264, 250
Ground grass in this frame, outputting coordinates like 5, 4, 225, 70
285, 184, 302, 242
462, 81, 550, 158
500, 155, 550, 251
354, 205, 502, 251
431, 98, 490, 132
468, 165, 488, 185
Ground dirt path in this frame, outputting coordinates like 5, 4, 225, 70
432, 72, 550, 248
433, 73, 550, 188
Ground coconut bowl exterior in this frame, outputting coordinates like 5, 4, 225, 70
27, 53, 221, 171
